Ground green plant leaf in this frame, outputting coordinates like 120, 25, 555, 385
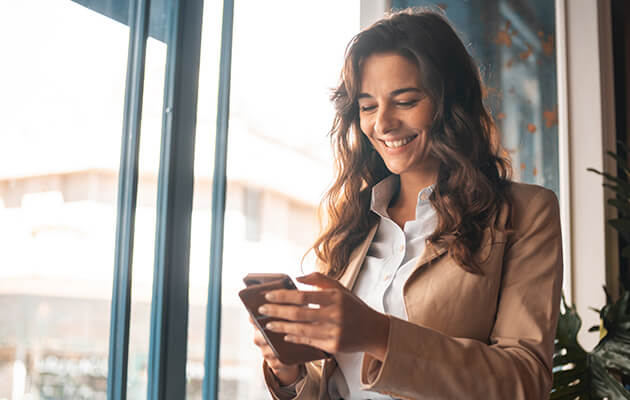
609, 198, 630, 215
590, 355, 630, 399
552, 290, 630, 399
552, 294, 592, 399
608, 219, 630, 241
597, 170, 630, 194
591, 290, 630, 398
605, 151, 630, 178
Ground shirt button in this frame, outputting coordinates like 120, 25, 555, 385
383, 274, 391, 281
398, 244, 405, 252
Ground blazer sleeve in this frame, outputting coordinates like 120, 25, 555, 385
263, 360, 324, 400
358, 187, 563, 400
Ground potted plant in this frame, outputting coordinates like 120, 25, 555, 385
551, 142, 630, 399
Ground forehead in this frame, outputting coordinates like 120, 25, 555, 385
359, 52, 421, 94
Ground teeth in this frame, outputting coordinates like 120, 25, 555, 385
384, 135, 416, 148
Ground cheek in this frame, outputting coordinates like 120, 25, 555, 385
424, 105, 436, 126
411, 101, 436, 129
357, 121, 375, 148
359, 117, 372, 136
412, 112, 433, 128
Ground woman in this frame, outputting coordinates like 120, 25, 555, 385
252, 8, 562, 400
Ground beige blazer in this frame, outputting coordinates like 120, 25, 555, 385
264, 182, 563, 400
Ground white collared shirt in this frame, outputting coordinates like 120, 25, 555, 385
329, 174, 437, 400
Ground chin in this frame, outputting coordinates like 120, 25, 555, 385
383, 164, 407, 175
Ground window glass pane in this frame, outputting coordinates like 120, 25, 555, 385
215, 1, 361, 398
0, 0, 128, 397
392, 0, 559, 194
187, 0, 223, 397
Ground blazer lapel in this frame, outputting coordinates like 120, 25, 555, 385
339, 224, 379, 290
417, 241, 448, 267
408, 240, 447, 279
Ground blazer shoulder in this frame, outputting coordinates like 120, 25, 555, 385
504, 182, 560, 240
507, 181, 558, 213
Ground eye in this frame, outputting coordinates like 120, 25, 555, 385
359, 105, 377, 113
396, 99, 420, 107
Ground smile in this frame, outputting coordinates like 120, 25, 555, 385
382, 134, 418, 149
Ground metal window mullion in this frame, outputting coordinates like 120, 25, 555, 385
146, 0, 204, 398
107, 0, 150, 398
203, 0, 235, 399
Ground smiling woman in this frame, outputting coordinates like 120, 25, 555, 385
251, 8, 563, 400
320, 10, 513, 279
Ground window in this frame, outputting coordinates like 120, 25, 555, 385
243, 187, 262, 242
0, 1, 128, 397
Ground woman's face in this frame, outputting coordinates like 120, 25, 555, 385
358, 52, 437, 177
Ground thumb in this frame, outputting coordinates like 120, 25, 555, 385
296, 272, 344, 289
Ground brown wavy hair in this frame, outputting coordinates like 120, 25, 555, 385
310, 8, 512, 278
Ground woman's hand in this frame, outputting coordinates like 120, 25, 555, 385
259, 272, 390, 360
250, 317, 302, 385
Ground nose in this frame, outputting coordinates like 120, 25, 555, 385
374, 104, 398, 135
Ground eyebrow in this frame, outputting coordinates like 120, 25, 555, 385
357, 87, 423, 99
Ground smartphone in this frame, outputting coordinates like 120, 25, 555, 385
243, 273, 298, 289
239, 273, 327, 365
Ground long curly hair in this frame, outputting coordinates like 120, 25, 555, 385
310, 9, 512, 278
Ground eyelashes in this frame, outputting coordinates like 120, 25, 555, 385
396, 100, 420, 107
358, 99, 421, 113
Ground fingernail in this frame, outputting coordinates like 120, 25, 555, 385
258, 306, 268, 314
284, 335, 295, 342
266, 322, 276, 330
265, 292, 276, 301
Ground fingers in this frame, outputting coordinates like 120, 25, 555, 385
256, 319, 341, 355
253, 328, 267, 346
260, 345, 285, 371
296, 272, 344, 290
264, 288, 337, 306
258, 303, 339, 323
252, 326, 283, 365
251, 324, 301, 376
266, 320, 338, 341
265, 357, 288, 372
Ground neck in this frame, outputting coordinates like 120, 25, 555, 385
391, 166, 438, 211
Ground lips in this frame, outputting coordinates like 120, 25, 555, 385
382, 134, 418, 149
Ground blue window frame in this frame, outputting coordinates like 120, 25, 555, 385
107, 0, 150, 396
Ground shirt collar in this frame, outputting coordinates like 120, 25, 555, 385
370, 175, 434, 219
